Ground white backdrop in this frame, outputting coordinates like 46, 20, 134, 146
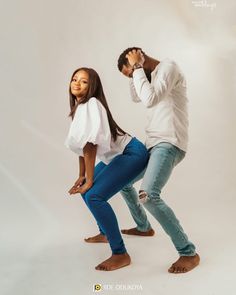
1, 0, 236, 294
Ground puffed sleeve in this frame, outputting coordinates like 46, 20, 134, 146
64, 97, 111, 157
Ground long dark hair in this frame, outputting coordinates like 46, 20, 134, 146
68, 67, 127, 141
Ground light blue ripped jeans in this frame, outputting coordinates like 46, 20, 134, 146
120, 142, 196, 256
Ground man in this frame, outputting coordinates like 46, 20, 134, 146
116, 47, 200, 274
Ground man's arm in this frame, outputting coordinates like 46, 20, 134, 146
129, 79, 141, 102
133, 62, 179, 108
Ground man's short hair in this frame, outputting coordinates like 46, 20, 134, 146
117, 47, 145, 72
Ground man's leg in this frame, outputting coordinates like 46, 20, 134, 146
120, 170, 155, 235
139, 142, 199, 273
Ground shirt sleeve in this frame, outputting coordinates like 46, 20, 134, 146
129, 79, 141, 103
132, 61, 180, 108
64, 97, 111, 156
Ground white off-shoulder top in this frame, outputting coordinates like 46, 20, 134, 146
64, 97, 132, 164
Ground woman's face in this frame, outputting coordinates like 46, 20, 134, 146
71, 70, 89, 101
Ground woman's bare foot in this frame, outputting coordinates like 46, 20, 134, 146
168, 253, 200, 274
95, 253, 131, 271
121, 227, 155, 236
84, 233, 108, 243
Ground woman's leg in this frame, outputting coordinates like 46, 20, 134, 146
82, 161, 108, 242
82, 138, 149, 270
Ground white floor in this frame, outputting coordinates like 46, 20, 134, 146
1, 193, 236, 295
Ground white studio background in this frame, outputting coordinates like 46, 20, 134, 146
0, 0, 236, 294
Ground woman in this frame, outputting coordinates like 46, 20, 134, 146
64, 67, 149, 271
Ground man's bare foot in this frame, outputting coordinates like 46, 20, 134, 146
168, 253, 200, 274
84, 233, 108, 243
121, 227, 155, 236
95, 253, 131, 271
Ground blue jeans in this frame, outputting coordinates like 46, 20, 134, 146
81, 137, 149, 254
120, 142, 196, 256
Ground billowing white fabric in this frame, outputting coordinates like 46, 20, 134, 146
64, 97, 111, 157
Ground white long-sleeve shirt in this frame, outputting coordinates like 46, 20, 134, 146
130, 58, 189, 152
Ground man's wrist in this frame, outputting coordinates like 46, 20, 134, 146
132, 63, 143, 70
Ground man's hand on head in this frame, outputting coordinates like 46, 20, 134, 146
125, 49, 145, 68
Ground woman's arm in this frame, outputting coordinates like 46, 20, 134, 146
83, 142, 97, 185
68, 156, 86, 194
79, 156, 85, 177
72, 157, 86, 187
69, 142, 97, 195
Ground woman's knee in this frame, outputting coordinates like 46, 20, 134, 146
84, 191, 104, 209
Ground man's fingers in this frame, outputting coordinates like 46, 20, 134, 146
126, 49, 142, 60
129, 49, 140, 55
126, 50, 136, 58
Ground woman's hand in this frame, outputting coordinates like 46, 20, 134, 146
74, 176, 86, 187
68, 179, 93, 195
75, 181, 93, 195
68, 176, 86, 195
68, 142, 97, 196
